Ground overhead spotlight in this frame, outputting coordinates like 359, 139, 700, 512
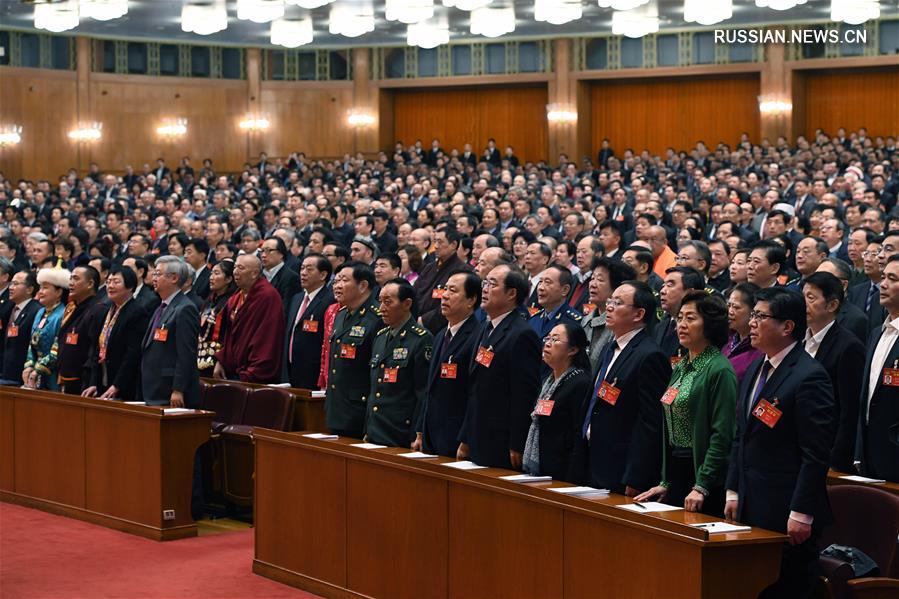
755, 0, 808, 11
236, 0, 285, 23
79, 0, 129, 21
34, 1, 80, 33
535, 0, 583, 25
181, 1, 228, 35
271, 16, 314, 47
611, 1, 659, 38
407, 15, 450, 48
831, 0, 880, 24
597, 0, 648, 10
684, 0, 732, 26
470, 5, 515, 38
386, 0, 434, 24
329, 2, 375, 37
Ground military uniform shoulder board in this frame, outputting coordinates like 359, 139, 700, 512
412, 325, 426, 336
571, 311, 582, 321
377, 326, 389, 336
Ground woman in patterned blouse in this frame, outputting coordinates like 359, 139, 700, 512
22, 267, 70, 391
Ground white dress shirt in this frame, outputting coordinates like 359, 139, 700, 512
867, 314, 899, 422
804, 320, 835, 359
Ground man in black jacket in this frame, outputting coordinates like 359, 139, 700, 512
282, 253, 333, 390
0, 271, 41, 385
56, 265, 106, 395
654, 266, 704, 362
414, 227, 472, 335
262, 236, 301, 315
185, 238, 211, 301
458, 264, 540, 469
579, 280, 669, 495
726, 288, 835, 598
800, 273, 864, 472
415, 272, 481, 457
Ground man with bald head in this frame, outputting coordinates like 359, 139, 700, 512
647, 226, 677, 277
213, 254, 286, 383
410, 228, 433, 265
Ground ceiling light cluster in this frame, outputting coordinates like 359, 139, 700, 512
31, 0, 885, 43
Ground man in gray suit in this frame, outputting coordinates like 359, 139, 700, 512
141, 255, 200, 408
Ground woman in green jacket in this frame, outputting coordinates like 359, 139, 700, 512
636, 290, 736, 517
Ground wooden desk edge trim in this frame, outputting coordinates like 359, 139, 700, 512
254, 430, 787, 547
827, 470, 899, 496
252, 560, 372, 599
5, 388, 215, 420
200, 377, 319, 401
0, 492, 197, 541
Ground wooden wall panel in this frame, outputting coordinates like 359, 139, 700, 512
590, 75, 760, 157
258, 83, 356, 160
800, 68, 899, 139
0, 68, 79, 182
391, 85, 549, 163
87, 75, 249, 175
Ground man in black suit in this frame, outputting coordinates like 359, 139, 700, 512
801, 273, 865, 472
846, 238, 886, 335
185, 238, 211, 301
0, 257, 13, 367
282, 253, 333, 390
654, 266, 705, 361
414, 228, 473, 334
81, 267, 149, 402
261, 236, 301, 315
579, 280, 669, 495
0, 271, 40, 386
371, 209, 398, 254
458, 264, 541, 469
856, 254, 899, 483
415, 272, 481, 457
140, 256, 201, 408
817, 258, 869, 344
483, 138, 501, 167
123, 257, 161, 314
725, 288, 835, 598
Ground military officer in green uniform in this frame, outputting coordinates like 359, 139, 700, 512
365, 278, 434, 448
326, 261, 383, 437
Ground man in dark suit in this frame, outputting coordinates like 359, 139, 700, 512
801, 273, 865, 472
56, 266, 106, 395
414, 227, 472, 335
817, 258, 869, 344
0, 257, 13, 368
140, 256, 201, 408
856, 254, 899, 483
415, 272, 481, 457
579, 280, 669, 495
725, 288, 835, 598
185, 238, 211, 301
846, 238, 887, 335
282, 253, 334, 390
458, 264, 541, 469
123, 257, 161, 315
261, 236, 301, 314
0, 271, 41, 386
654, 266, 705, 361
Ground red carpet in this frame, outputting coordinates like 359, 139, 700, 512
0, 502, 316, 598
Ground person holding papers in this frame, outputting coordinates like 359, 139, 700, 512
635, 291, 737, 516
521, 322, 592, 483
458, 264, 540, 469
364, 278, 433, 448
725, 288, 835, 598
575, 280, 670, 496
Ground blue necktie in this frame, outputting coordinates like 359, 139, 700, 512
748, 360, 772, 417
581, 341, 617, 438
865, 283, 878, 314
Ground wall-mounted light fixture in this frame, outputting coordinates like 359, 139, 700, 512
347, 110, 376, 127
0, 125, 23, 146
239, 116, 271, 131
758, 96, 792, 115
546, 103, 578, 124
156, 118, 188, 138
68, 122, 103, 142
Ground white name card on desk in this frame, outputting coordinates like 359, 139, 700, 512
442, 461, 487, 470
163, 408, 195, 414
266, 383, 291, 388
618, 502, 683, 513
839, 475, 887, 484
310, 390, 326, 398
303, 433, 338, 440
549, 486, 610, 497
500, 474, 552, 483
350, 442, 387, 449
397, 451, 439, 459
691, 522, 751, 534
124, 401, 144, 405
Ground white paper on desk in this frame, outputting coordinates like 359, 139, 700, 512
266, 383, 291, 388
163, 408, 194, 414
618, 502, 683, 513
350, 442, 387, 449
500, 474, 552, 483
691, 522, 751, 534
839, 475, 887, 484
123, 401, 144, 405
310, 390, 326, 398
303, 433, 338, 440
442, 460, 487, 470
397, 451, 439, 459
549, 486, 610, 496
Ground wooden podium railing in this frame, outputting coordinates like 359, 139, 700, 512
0, 387, 212, 541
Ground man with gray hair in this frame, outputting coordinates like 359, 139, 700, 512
141, 255, 200, 408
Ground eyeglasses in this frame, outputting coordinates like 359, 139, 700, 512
862, 251, 879, 258
749, 310, 779, 322
482, 279, 501, 290
605, 298, 635, 309
543, 335, 567, 346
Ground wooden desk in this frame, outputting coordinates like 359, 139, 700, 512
253, 431, 788, 599
0, 387, 212, 541
828, 470, 899, 498
200, 378, 327, 432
